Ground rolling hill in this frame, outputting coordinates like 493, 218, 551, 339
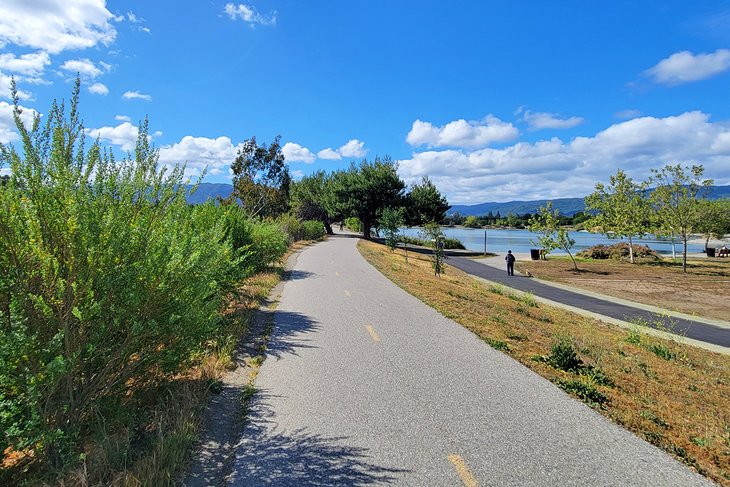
447, 185, 730, 217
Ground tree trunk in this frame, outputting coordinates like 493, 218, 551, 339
362, 217, 371, 239
324, 220, 333, 235
628, 236, 635, 264
567, 250, 578, 271
682, 236, 688, 273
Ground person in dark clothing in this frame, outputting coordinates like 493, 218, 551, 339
505, 250, 515, 276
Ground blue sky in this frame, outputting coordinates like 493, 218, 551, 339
1, 1, 730, 204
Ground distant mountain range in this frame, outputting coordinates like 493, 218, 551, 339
448, 185, 730, 217
185, 183, 233, 204
185, 183, 730, 217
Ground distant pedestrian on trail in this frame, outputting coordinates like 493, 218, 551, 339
505, 250, 515, 276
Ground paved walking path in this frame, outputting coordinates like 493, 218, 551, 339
447, 255, 730, 352
228, 235, 711, 486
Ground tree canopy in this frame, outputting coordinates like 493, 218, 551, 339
649, 164, 712, 272
405, 176, 450, 225
585, 169, 650, 264
229, 135, 290, 218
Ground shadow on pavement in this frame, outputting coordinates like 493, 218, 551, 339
286, 269, 316, 281
232, 392, 408, 486
264, 309, 320, 359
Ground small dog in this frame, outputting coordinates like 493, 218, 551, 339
525, 270, 533, 277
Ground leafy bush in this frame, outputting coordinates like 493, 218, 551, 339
547, 334, 583, 372
278, 213, 302, 243
577, 243, 659, 260
300, 220, 325, 241
277, 214, 324, 243
344, 217, 362, 232
0, 83, 240, 471
246, 220, 289, 273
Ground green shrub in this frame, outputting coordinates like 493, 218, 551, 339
547, 334, 583, 372
278, 213, 302, 243
577, 243, 659, 260
246, 220, 289, 273
300, 220, 325, 241
344, 217, 362, 232
0, 83, 240, 471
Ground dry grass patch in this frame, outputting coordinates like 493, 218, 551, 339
517, 256, 730, 321
359, 240, 730, 486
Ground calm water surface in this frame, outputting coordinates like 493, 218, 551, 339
399, 227, 705, 256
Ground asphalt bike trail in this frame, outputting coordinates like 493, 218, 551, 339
228, 235, 711, 486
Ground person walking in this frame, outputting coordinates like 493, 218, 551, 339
505, 250, 516, 276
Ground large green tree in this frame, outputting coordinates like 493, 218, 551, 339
585, 169, 650, 263
229, 135, 290, 218
336, 156, 405, 239
529, 201, 578, 270
649, 164, 712, 273
291, 170, 340, 234
405, 176, 450, 225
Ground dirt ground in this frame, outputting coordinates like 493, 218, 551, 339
517, 256, 730, 322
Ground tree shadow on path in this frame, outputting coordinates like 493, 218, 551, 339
230, 391, 408, 486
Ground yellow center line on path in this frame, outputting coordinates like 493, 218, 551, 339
365, 325, 380, 342
447, 454, 479, 487
344, 290, 351, 297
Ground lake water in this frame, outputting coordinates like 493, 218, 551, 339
399, 227, 706, 256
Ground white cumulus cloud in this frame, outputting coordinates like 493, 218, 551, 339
224, 3, 277, 26
338, 139, 367, 158
88, 82, 108, 95
86, 122, 139, 151
61, 58, 108, 79
406, 115, 518, 149
316, 139, 368, 160
282, 142, 316, 164
398, 111, 730, 204
114, 114, 131, 122
522, 110, 584, 130
317, 148, 341, 160
646, 49, 730, 85
0, 0, 116, 54
0, 51, 50, 76
159, 135, 242, 178
122, 90, 152, 101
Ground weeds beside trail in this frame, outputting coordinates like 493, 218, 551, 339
359, 240, 730, 486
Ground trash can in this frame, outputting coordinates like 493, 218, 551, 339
707, 247, 716, 257
530, 249, 541, 260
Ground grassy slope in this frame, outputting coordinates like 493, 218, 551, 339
359, 240, 730, 486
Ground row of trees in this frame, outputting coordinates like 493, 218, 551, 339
290, 159, 450, 238
452, 211, 592, 229
214, 135, 451, 239
530, 164, 729, 272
